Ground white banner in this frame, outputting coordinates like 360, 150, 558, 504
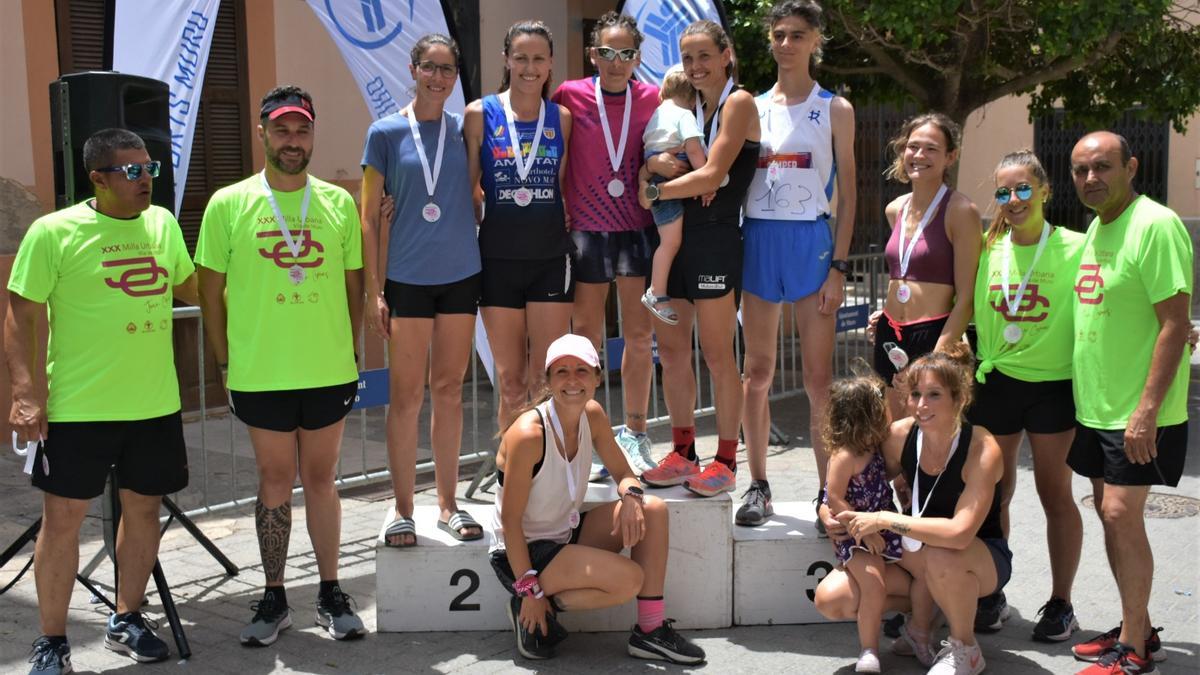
113, 0, 222, 215
306, 0, 465, 119
622, 0, 724, 86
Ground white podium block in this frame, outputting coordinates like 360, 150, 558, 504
732, 501, 844, 625
375, 504, 510, 632
558, 483, 733, 632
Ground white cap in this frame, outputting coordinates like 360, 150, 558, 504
545, 333, 600, 370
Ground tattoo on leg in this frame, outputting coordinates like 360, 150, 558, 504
627, 413, 646, 423
256, 498, 292, 584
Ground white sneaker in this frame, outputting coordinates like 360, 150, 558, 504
589, 458, 609, 482
616, 426, 656, 475
927, 637, 985, 675
856, 648, 881, 673
892, 619, 936, 667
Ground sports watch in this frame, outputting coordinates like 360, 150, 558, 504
830, 259, 850, 275
643, 183, 661, 204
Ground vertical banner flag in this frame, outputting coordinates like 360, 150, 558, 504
113, 0, 222, 215
619, 0, 724, 86
306, 0, 466, 118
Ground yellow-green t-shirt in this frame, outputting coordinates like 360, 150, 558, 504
1072, 196, 1193, 429
7, 202, 194, 421
973, 226, 1085, 383
194, 174, 363, 391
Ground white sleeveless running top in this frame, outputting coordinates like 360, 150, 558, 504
491, 400, 594, 551
745, 82, 836, 222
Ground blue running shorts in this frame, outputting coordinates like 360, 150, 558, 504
742, 216, 832, 303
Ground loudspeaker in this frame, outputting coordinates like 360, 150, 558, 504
50, 71, 177, 212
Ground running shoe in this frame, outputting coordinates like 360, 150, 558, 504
927, 637, 985, 675
589, 457, 610, 482
892, 620, 936, 667
316, 589, 367, 640
507, 595, 555, 660
627, 619, 705, 664
683, 462, 736, 497
104, 611, 168, 663
974, 590, 1010, 632
641, 450, 699, 487
855, 648, 881, 673
240, 592, 293, 646
734, 480, 773, 526
883, 612, 906, 639
1075, 644, 1156, 674
27, 637, 71, 675
616, 426, 656, 475
1073, 623, 1164, 662
1032, 596, 1079, 642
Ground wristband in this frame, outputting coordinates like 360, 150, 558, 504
512, 571, 544, 598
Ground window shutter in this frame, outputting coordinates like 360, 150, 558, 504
55, 0, 112, 74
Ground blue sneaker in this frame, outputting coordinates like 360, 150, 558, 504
28, 637, 71, 675
105, 612, 168, 663
616, 426, 656, 475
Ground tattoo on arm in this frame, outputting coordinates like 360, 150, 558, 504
890, 520, 911, 534
256, 498, 292, 585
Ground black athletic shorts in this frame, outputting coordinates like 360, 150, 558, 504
1067, 421, 1187, 487
570, 228, 658, 284
873, 312, 949, 386
385, 274, 480, 318
666, 224, 742, 301
31, 411, 189, 500
480, 255, 574, 309
967, 370, 1076, 436
981, 537, 1013, 594
230, 380, 358, 432
489, 511, 587, 596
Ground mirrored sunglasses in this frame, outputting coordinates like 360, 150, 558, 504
994, 183, 1033, 205
95, 161, 161, 181
595, 46, 639, 62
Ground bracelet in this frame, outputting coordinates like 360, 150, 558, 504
512, 571, 544, 598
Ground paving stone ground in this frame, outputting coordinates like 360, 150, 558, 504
1, 374, 1197, 674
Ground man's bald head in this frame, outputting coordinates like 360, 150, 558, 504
1071, 131, 1138, 224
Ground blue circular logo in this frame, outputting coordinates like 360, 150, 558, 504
325, 0, 408, 50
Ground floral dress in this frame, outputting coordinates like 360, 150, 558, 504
823, 452, 903, 563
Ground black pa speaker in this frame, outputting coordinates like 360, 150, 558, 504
50, 71, 177, 212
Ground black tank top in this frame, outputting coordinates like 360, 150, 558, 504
682, 96, 760, 231
900, 421, 1003, 540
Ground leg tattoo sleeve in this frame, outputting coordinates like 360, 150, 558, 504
256, 498, 292, 585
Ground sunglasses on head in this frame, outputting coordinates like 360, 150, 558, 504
994, 183, 1033, 205
95, 161, 161, 181
416, 60, 458, 78
595, 46, 639, 62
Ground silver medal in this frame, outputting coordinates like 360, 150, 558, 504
902, 535, 922, 552
766, 162, 780, 184
514, 187, 533, 207
288, 264, 306, 285
1003, 323, 1022, 344
422, 202, 441, 223
896, 282, 912, 304
568, 509, 580, 529
720, 174, 730, 188
607, 178, 625, 198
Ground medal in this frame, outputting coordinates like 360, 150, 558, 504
1003, 323, 1022, 344
405, 105, 447, 225
500, 91, 546, 208
260, 171, 311, 283
720, 175, 730, 188
568, 509, 580, 529
884, 342, 909, 371
905, 427, 962, 554
902, 535, 922, 552
896, 184, 948, 301
595, 78, 631, 200
422, 202, 441, 222
546, 400, 586, 532
896, 282, 912, 304
514, 187, 533, 207
766, 162, 780, 184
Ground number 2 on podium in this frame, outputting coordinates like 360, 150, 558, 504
449, 569, 481, 611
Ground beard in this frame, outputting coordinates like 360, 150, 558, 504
265, 143, 312, 175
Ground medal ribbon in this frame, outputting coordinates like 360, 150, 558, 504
911, 427, 961, 520
406, 106, 447, 202
1000, 221, 1050, 319
594, 78, 631, 176
260, 171, 310, 264
501, 92, 546, 183
546, 401, 580, 517
897, 184, 948, 280
695, 78, 735, 152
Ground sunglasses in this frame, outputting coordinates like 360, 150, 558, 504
595, 46, 639, 62
994, 183, 1034, 205
416, 60, 458, 78
95, 161, 161, 181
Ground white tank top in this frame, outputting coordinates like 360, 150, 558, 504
745, 82, 836, 222
491, 400, 593, 550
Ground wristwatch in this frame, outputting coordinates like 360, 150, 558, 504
830, 259, 850, 275
623, 485, 645, 503
643, 183, 661, 204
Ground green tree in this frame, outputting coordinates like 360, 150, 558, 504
724, 0, 1200, 131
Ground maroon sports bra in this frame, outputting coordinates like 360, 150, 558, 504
884, 191, 956, 286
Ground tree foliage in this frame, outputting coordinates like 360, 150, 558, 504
724, 0, 1200, 130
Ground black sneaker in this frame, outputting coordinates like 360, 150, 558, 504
28, 637, 71, 675
735, 480, 774, 526
883, 612, 906, 639
627, 619, 706, 665
974, 591, 1011, 633
1032, 596, 1079, 642
507, 595, 555, 659
104, 611, 169, 663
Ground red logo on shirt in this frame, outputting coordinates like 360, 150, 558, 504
102, 256, 169, 297
256, 230, 325, 268
1074, 264, 1105, 305
987, 283, 1049, 322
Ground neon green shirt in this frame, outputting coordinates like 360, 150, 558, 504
7, 202, 194, 421
973, 226, 1084, 383
194, 174, 362, 391
1072, 196, 1193, 429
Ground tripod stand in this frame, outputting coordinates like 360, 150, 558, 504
1, 470, 241, 660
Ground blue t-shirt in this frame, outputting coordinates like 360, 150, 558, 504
361, 111, 481, 285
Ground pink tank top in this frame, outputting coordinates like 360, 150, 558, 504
884, 191, 956, 285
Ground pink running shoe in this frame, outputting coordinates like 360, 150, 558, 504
641, 451, 700, 487
683, 462, 736, 497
